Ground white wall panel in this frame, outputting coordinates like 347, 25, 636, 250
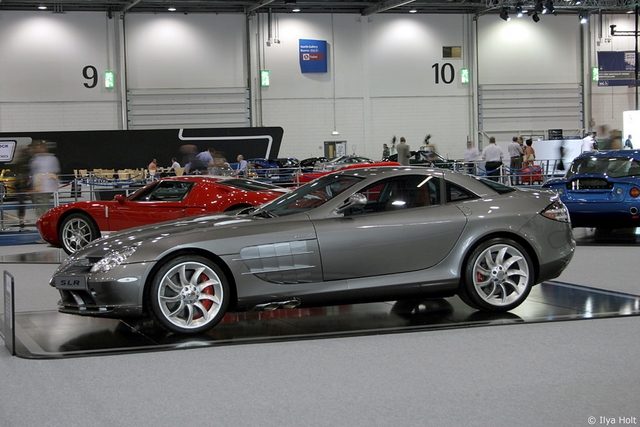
477, 15, 581, 85
367, 14, 468, 97
0, 11, 119, 103
124, 14, 247, 89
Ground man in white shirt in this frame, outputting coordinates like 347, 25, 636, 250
507, 136, 524, 185
581, 133, 595, 152
482, 137, 504, 181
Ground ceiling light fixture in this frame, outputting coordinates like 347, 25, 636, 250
292, 7, 300, 12
516, 5, 524, 17
500, 8, 510, 21
409, 8, 417, 13
168, 5, 176, 11
37, 4, 47, 9
532, 12, 540, 22
579, 12, 588, 23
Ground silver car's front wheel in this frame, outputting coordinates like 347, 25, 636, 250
461, 239, 533, 312
149, 255, 230, 334
59, 213, 99, 254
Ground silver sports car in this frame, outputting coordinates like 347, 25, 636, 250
50, 167, 575, 335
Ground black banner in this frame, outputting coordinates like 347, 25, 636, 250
0, 127, 284, 175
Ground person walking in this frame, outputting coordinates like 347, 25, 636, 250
396, 136, 411, 166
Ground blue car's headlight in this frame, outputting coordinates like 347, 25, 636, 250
90, 246, 137, 273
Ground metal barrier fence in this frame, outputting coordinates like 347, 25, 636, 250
0, 160, 566, 230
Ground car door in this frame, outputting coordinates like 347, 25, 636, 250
106, 180, 195, 231
312, 175, 468, 281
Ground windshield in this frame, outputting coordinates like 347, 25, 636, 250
566, 156, 640, 179
253, 174, 363, 217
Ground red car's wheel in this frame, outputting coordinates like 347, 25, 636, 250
59, 213, 100, 254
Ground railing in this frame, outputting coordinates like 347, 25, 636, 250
0, 160, 568, 231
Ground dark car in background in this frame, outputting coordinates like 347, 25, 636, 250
383, 150, 459, 169
542, 149, 640, 228
314, 155, 374, 171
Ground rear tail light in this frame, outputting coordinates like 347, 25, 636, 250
540, 198, 570, 223
630, 187, 640, 198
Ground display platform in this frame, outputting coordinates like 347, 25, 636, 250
3, 281, 639, 359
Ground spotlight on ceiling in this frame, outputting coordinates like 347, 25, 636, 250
532, 12, 540, 22
534, 0, 543, 13
579, 12, 588, 24
37, 4, 47, 9
292, 7, 301, 12
409, 8, 418, 13
543, 0, 555, 14
500, 8, 510, 21
516, 6, 524, 17
167, 5, 176, 11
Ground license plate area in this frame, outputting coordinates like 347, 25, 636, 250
54, 276, 88, 290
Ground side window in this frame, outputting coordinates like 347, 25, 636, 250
149, 181, 194, 201
446, 181, 477, 203
346, 175, 441, 215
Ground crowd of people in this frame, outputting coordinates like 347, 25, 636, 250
13, 140, 60, 230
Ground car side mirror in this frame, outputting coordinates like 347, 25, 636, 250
115, 194, 126, 204
334, 193, 367, 215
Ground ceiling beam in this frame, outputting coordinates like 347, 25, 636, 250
247, 0, 276, 13
362, 0, 417, 16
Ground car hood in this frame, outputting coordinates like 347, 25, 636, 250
68, 211, 300, 261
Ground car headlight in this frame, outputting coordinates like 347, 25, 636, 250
90, 246, 137, 273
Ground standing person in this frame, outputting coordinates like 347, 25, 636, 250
29, 140, 60, 218
581, 132, 595, 153
13, 146, 31, 231
396, 136, 411, 166
168, 157, 181, 176
463, 140, 481, 174
481, 137, 503, 181
195, 148, 215, 174
508, 136, 524, 185
624, 134, 634, 149
523, 139, 536, 167
382, 143, 390, 159
235, 155, 248, 177
148, 158, 157, 171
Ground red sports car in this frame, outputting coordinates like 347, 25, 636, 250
296, 161, 402, 183
37, 176, 288, 254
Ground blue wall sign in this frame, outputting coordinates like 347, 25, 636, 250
299, 39, 328, 73
597, 51, 638, 87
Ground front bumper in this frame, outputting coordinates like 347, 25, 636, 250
51, 258, 151, 318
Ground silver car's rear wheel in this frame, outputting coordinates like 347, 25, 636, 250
149, 255, 229, 334
461, 239, 533, 312
59, 213, 99, 254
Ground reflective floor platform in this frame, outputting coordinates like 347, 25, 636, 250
3, 281, 639, 359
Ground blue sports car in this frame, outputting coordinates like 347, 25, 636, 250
542, 150, 640, 228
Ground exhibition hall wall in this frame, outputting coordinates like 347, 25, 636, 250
0, 10, 637, 163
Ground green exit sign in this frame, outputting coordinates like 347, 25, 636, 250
461, 68, 470, 84
104, 70, 115, 89
261, 70, 270, 87
591, 66, 599, 82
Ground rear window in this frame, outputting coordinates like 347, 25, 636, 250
218, 179, 282, 192
567, 156, 640, 179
